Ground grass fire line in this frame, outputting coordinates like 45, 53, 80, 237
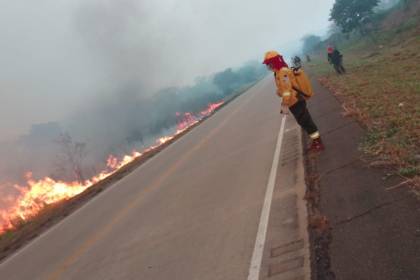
0, 101, 224, 235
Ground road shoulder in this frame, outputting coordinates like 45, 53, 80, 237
305, 78, 420, 280
259, 117, 311, 280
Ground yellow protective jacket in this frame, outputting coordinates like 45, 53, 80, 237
293, 68, 313, 100
274, 67, 313, 107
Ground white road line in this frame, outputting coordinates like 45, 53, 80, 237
247, 115, 287, 280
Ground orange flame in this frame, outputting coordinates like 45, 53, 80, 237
0, 101, 224, 234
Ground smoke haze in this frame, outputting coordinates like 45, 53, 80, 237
0, 0, 335, 189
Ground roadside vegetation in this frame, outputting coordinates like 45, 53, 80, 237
304, 0, 419, 190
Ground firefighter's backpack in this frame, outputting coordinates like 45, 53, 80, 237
292, 68, 314, 100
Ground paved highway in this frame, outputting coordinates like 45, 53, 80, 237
0, 77, 310, 280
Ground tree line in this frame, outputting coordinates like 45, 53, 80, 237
301, 0, 414, 54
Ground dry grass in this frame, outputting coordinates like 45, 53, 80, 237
308, 24, 420, 180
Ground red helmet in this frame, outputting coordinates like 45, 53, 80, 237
262, 51, 288, 70
327, 46, 334, 54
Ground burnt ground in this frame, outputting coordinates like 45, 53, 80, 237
304, 78, 420, 280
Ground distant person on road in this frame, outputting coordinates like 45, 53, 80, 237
263, 51, 324, 152
327, 45, 346, 74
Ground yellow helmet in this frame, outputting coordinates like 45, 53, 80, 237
263, 51, 281, 64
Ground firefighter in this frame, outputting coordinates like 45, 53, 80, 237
263, 51, 324, 152
327, 45, 346, 74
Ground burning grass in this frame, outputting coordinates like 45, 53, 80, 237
307, 25, 420, 193
0, 77, 263, 262
0, 138, 170, 261
0, 99, 233, 261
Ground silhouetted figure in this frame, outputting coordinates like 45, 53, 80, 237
327, 46, 346, 74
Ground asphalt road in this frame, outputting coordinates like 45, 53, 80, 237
0, 77, 310, 280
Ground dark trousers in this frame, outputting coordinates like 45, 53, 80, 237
289, 100, 318, 136
333, 63, 346, 74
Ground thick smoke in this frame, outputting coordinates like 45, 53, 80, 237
0, 60, 266, 195
0, 0, 334, 201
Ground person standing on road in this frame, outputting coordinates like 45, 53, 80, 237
327, 45, 346, 74
263, 51, 324, 152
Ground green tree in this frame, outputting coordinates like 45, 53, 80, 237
330, 0, 380, 34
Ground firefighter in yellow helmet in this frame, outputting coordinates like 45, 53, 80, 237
263, 51, 324, 152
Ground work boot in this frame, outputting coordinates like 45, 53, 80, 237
308, 137, 325, 153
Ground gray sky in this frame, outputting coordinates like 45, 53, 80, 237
0, 0, 334, 141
